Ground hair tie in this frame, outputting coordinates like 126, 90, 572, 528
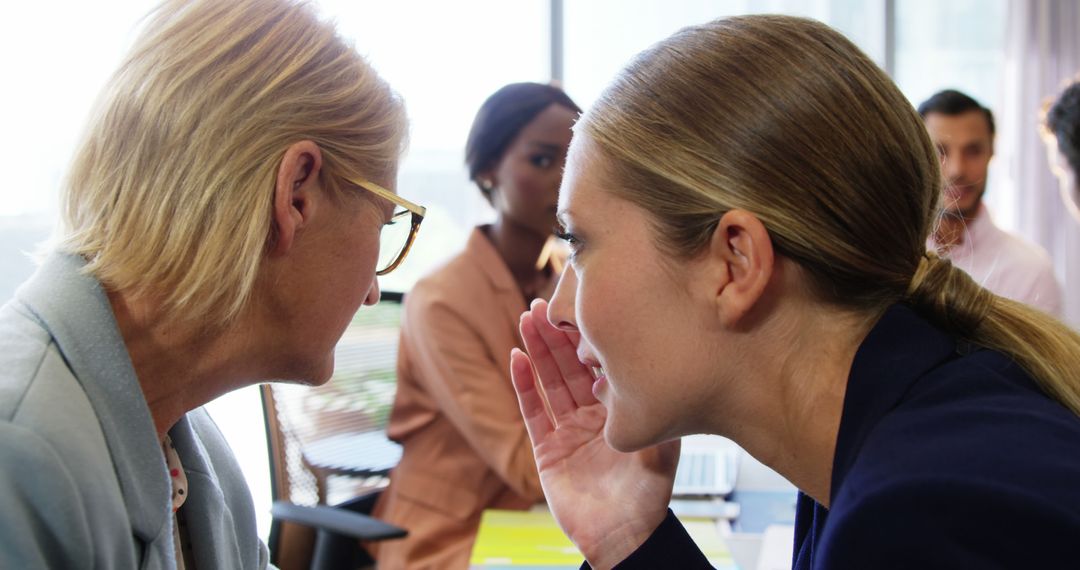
905, 250, 993, 335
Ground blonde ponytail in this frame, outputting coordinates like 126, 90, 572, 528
580, 14, 1080, 417
908, 253, 1080, 415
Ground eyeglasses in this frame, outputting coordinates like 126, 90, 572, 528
347, 177, 426, 276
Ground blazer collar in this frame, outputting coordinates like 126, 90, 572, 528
829, 303, 957, 503
466, 226, 520, 295
465, 226, 564, 308
15, 253, 171, 550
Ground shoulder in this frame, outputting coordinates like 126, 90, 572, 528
0, 399, 137, 567
854, 350, 1080, 487
408, 239, 481, 293
0, 301, 55, 420
0, 421, 98, 567
0, 302, 114, 456
403, 249, 501, 328
0, 301, 107, 443
0, 312, 131, 504
987, 223, 1056, 274
827, 352, 1080, 566
822, 472, 1080, 568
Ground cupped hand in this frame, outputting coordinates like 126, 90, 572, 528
510, 299, 680, 570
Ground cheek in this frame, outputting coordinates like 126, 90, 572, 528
576, 269, 640, 363
507, 164, 558, 200
507, 175, 542, 205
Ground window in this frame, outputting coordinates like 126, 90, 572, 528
0, 0, 1013, 543
0, 0, 160, 301
893, 0, 1012, 227
321, 0, 551, 292
563, 0, 887, 110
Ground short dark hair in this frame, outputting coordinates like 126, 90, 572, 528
465, 83, 581, 197
1047, 81, 1080, 176
917, 89, 996, 137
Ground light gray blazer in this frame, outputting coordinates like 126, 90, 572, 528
0, 253, 269, 569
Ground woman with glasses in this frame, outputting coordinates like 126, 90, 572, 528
510, 16, 1080, 569
371, 83, 580, 569
0, 0, 421, 568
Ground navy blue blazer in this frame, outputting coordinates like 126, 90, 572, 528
587, 304, 1080, 569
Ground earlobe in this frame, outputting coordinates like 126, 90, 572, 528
709, 210, 775, 328
270, 141, 323, 256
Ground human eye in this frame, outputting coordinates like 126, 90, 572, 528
553, 224, 583, 259
530, 154, 555, 169
384, 209, 409, 226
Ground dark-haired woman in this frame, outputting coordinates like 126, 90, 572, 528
371, 83, 580, 569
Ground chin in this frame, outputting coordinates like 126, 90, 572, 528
310, 358, 337, 386
603, 412, 658, 453
282, 354, 336, 387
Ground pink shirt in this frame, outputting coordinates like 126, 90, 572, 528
929, 205, 1063, 316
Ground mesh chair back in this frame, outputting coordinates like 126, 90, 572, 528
263, 292, 404, 507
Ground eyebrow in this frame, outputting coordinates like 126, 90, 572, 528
529, 142, 562, 152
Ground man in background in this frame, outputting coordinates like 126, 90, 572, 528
919, 89, 1063, 316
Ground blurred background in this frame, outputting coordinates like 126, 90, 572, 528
3, 0, 1077, 545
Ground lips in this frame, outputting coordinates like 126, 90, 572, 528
583, 356, 609, 397
578, 351, 608, 396
589, 365, 607, 398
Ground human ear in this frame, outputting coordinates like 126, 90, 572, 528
706, 209, 775, 328
270, 141, 323, 255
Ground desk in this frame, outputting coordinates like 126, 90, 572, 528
469, 509, 738, 570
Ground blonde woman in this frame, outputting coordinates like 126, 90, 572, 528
0, 0, 420, 568
510, 16, 1080, 569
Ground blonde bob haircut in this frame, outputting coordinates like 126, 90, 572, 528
580, 15, 1080, 416
59, 0, 407, 328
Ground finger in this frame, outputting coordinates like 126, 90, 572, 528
529, 299, 598, 407
510, 347, 555, 442
519, 312, 580, 418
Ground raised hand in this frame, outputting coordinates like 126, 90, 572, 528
510, 299, 680, 570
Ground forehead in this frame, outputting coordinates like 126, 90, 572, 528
924, 111, 992, 145
510, 104, 578, 149
558, 134, 624, 219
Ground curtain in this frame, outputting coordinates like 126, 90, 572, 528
1001, 0, 1080, 324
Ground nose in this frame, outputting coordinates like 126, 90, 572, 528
942, 154, 964, 183
364, 277, 381, 307
547, 264, 578, 331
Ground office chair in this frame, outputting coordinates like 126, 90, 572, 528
261, 292, 407, 570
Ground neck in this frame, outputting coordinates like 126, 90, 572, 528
705, 302, 877, 508
108, 291, 256, 442
485, 220, 553, 298
933, 207, 980, 249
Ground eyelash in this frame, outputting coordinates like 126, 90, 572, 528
531, 154, 554, 168
553, 227, 582, 258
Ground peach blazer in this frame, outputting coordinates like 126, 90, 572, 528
371, 227, 563, 570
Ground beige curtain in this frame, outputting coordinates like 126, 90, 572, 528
1001, 0, 1080, 324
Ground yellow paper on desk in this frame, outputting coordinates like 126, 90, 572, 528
470, 510, 580, 566
469, 510, 733, 567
